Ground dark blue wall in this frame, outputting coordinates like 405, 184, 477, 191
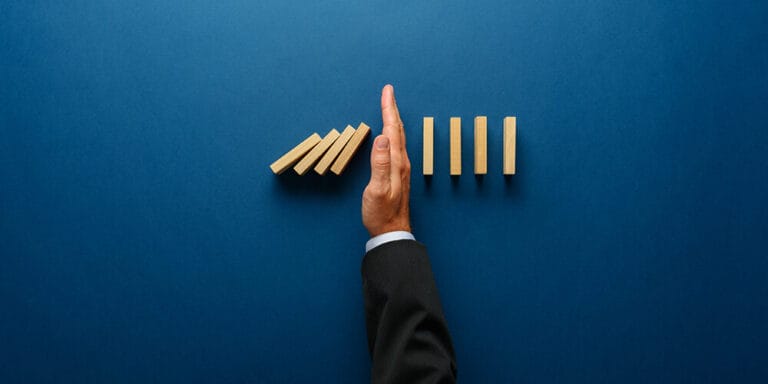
1, 1, 766, 382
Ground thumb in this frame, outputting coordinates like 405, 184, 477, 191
369, 135, 391, 191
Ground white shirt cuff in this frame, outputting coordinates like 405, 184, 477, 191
365, 231, 415, 253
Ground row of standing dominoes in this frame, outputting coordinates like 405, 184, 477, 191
423, 116, 516, 176
270, 122, 371, 175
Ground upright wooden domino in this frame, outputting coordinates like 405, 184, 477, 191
474, 116, 487, 175
269, 133, 322, 174
450, 117, 461, 175
330, 122, 371, 175
504, 116, 516, 175
314, 125, 356, 175
423, 117, 434, 175
293, 128, 340, 175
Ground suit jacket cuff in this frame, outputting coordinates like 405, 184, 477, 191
365, 231, 415, 253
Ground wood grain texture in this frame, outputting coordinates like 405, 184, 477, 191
330, 122, 371, 175
450, 117, 461, 175
314, 125, 356, 175
269, 133, 321, 174
423, 117, 434, 175
293, 128, 340, 175
504, 116, 516, 175
474, 116, 487, 175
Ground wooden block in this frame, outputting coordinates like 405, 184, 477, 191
269, 133, 321, 174
314, 125, 356, 175
330, 122, 371, 175
293, 129, 341, 175
450, 117, 461, 175
504, 116, 516, 175
474, 116, 487, 175
423, 117, 434, 175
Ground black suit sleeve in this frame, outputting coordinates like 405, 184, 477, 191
361, 239, 457, 383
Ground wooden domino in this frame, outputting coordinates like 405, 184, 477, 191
314, 125, 356, 175
504, 116, 516, 175
474, 116, 487, 175
269, 133, 321, 174
330, 122, 371, 175
450, 117, 461, 175
293, 128, 340, 175
423, 117, 434, 175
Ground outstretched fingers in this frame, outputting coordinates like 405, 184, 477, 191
381, 84, 404, 152
380, 85, 407, 193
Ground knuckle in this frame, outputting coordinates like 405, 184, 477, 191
365, 184, 387, 199
374, 157, 390, 168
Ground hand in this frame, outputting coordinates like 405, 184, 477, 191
362, 85, 412, 237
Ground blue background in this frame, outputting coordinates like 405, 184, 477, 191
2, 1, 767, 382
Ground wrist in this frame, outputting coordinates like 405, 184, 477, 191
368, 222, 411, 237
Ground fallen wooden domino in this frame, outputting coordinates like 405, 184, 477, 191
293, 128, 340, 175
314, 125, 356, 175
330, 122, 371, 175
269, 133, 322, 174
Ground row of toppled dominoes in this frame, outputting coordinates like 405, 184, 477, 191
269, 122, 371, 175
424, 116, 516, 176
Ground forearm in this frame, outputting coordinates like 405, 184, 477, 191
362, 240, 457, 383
